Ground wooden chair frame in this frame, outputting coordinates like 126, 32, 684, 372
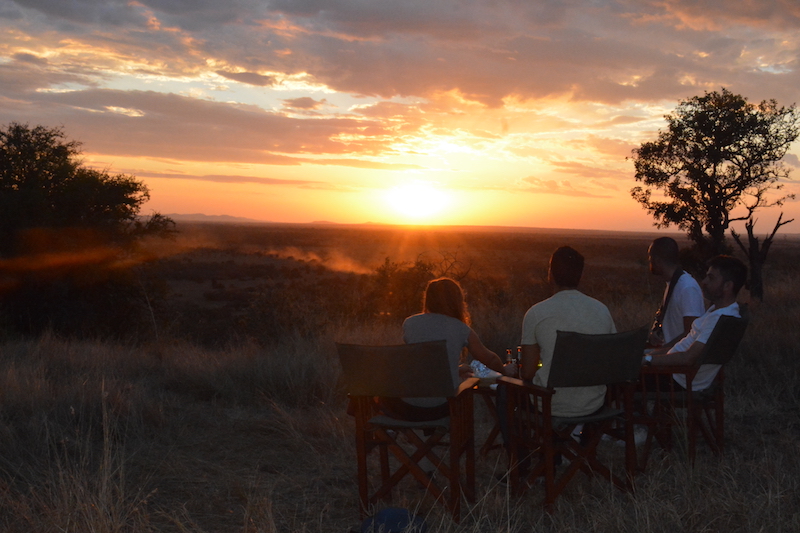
637, 314, 748, 466
337, 340, 477, 522
499, 326, 648, 510
474, 384, 502, 457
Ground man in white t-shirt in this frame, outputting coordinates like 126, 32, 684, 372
644, 255, 747, 391
647, 237, 705, 348
519, 246, 616, 417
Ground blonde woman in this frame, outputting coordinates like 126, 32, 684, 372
381, 277, 513, 421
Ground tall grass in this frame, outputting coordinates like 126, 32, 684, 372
1, 234, 799, 531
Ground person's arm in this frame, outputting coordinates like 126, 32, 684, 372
678, 315, 699, 343
650, 340, 705, 366
519, 344, 540, 381
660, 315, 700, 349
467, 329, 511, 375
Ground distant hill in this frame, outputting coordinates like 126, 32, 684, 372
166, 213, 266, 224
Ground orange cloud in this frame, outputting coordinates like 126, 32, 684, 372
521, 177, 612, 198
216, 71, 276, 86
282, 96, 326, 109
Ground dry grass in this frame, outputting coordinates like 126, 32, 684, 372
1, 228, 799, 531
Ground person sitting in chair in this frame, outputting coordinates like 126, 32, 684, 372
381, 277, 514, 421
644, 255, 747, 391
519, 246, 616, 418
647, 237, 705, 348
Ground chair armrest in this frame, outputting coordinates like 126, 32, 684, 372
497, 376, 554, 397
456, 377, 480, 396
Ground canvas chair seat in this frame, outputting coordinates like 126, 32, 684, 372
500, 326, 648, 510
637, 314, 748, 467
337, 340, 476, 522
551, 405, 624, 427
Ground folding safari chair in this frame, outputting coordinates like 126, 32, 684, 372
336, 340, 477, 522
499, 326, 648, 510
638, 314, 748, 466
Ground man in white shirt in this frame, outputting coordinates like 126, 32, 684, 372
647, 237, 705, 348
519, 246, 616, 417
645, 255, 747, 391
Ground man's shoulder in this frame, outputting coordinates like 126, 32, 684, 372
695, 302, 740, 329
525, 293, 558, 314
675, 271, 702, 294
569, 290, 612, 313
709, 302, 740, 318
531, 290, 611, 316
677, 271, 701, 287
672, 272, 705, 315
528, 293, 553, 308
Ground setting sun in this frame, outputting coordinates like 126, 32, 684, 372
384, 181, 451, 221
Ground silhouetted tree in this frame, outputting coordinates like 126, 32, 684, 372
631, 89, 799, 260
731, 213, 794, 301
0, 122, 174, 256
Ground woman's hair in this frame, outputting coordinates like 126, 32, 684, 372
422, 277, 470, 325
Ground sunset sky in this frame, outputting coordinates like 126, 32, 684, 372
1, 0, 799, 232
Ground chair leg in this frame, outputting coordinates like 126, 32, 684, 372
356, 431, 370, 517
715, 389, 725, 455
624, 424, 637, 486
464, 406, 476, 503
479, 392, 501, 457
448, 436, 461, 521
379, 442, 391, 503
697, 406, 719, 454
542, 447, 556, 512
687, 392, 696, 465
542, 429, 557, 511
622, 391, 637, 484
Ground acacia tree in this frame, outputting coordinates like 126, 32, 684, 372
0, 122, 174, 256
631, 88, 799, 259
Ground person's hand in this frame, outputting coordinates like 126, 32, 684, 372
647, 331, 665, 347
501, 362, 518, 378
458, 364, 474, 379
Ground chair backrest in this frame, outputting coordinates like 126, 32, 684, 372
698, 314, 748, 366
547, 326, 649, 388
336, 340, 456, 398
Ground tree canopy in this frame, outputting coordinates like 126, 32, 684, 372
630, 88, 799, 257
0, 122, 173, 257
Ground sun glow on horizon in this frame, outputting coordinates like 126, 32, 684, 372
384, 181, 452, 222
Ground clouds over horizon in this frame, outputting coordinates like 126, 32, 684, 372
0, 0, 798, 227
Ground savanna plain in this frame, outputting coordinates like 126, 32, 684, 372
1, 223, 799, 532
